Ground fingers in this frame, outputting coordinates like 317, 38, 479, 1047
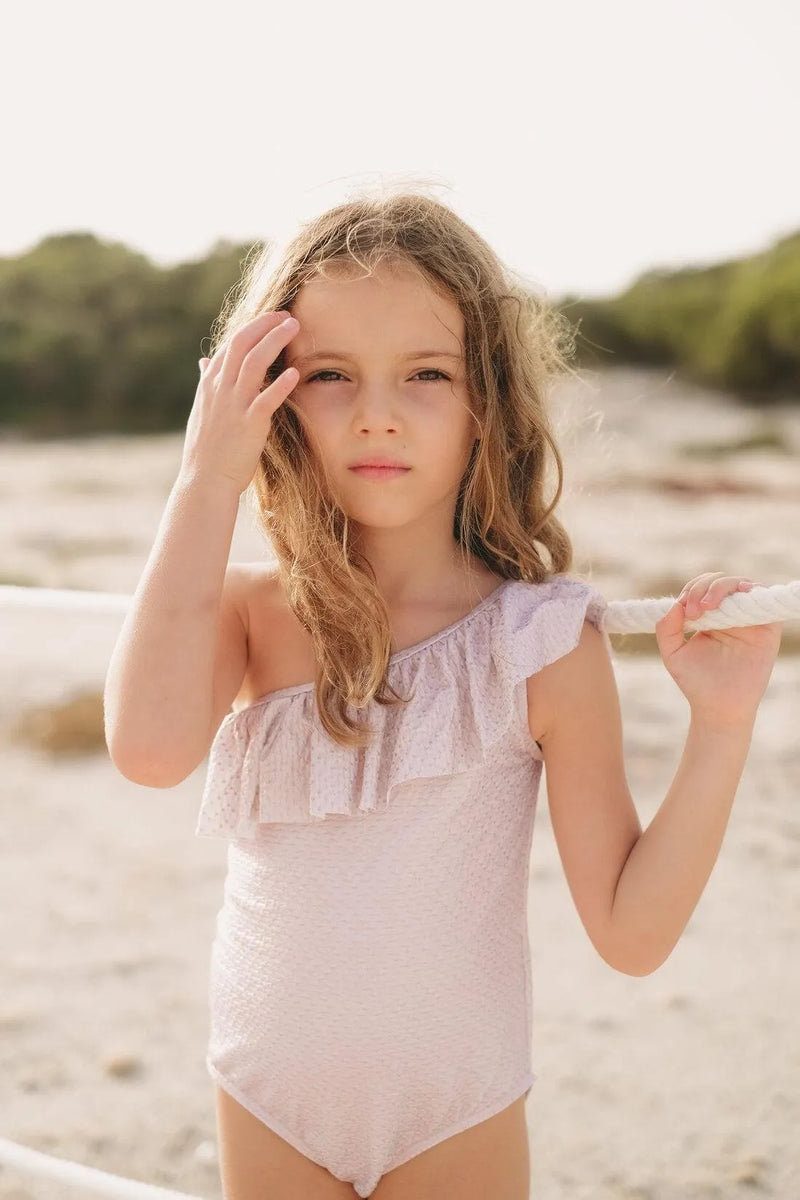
250, 360, 301, 422
237, 314, 300, 396
204, 310, 296, 386
654, 597, 689, 659
676, 573, 759, 621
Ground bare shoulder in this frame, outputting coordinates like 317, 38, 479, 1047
225, 559, 283, 627
228, 560, 317, 705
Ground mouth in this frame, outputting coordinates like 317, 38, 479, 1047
349, 464, 411, 479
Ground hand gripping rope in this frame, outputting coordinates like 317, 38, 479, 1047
597, 580, 800, 633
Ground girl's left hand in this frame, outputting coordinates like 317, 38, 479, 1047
654, 572, 783, 728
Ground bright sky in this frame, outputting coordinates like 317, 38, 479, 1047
4, 0, 798, 300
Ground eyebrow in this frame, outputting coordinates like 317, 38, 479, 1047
290, 350, 463, 367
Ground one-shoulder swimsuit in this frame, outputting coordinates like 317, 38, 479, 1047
195, 574, 609, 1198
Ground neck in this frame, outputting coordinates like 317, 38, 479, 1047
349, 515, 489, 607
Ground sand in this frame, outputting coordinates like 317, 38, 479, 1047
1, 365, 799, 1199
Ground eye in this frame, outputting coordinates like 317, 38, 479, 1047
306, 370, 346, 382
306, 369, 451, 383
414, 369, 451, 382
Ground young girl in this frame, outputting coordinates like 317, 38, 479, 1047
104, 191, 782, 1200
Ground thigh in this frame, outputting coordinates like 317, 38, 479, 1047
215, 1084, 359, 1200
369, 1094, 530, 1200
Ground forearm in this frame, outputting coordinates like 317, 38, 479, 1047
104, 469, 241, 779
608, 715, 756, 975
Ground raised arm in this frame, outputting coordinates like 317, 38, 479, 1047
103, 472, 245, 786
104, 309, 302, 786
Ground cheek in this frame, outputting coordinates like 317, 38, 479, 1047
293, 388, 343, 419
435, 402, 479, 453
291, 401, 340, 460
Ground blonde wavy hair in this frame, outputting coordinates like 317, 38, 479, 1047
208, 187, 579, 748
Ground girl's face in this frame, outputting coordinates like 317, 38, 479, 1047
285, 262, 480, 532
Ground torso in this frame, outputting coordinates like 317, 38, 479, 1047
230, 561, 548, 746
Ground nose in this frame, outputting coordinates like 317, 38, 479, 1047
351, 386, 400, 434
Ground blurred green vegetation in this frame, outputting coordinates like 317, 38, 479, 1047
1, 226, 798, 437
563, 229, 800, 404
0, 231, 248, 437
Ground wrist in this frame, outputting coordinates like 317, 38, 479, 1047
175, 465, 244, 501
688, 708, 757, 737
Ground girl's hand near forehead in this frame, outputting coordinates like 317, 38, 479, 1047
181, 311, 301, 493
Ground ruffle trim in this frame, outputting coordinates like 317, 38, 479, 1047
194, 575, 608, 837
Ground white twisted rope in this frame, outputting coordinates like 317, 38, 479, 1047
0, 1135, 204, 1199
0, 581, 798, 633
0, 585, 133, 613
603, 581, 800, 633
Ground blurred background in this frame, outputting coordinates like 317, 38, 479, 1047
1, 2, 799, 1198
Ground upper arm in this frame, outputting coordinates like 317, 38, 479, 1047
206, 563, 250, 747
527, 619, 642, 965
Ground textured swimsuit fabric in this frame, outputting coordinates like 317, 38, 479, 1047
196, 574, 609, 1197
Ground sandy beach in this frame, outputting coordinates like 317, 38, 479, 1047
1, 365, 799, 1199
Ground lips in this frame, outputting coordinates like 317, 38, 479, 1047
349, 459, 410, 469
349, 462, 411, 480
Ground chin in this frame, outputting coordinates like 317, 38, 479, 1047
345, 506, 421, 529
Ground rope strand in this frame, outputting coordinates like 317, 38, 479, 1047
0, 1136, 204, 1199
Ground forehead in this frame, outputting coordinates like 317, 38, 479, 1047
290, 262, 464, 352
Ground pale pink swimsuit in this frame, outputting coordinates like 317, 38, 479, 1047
195, 574, 609, 1198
